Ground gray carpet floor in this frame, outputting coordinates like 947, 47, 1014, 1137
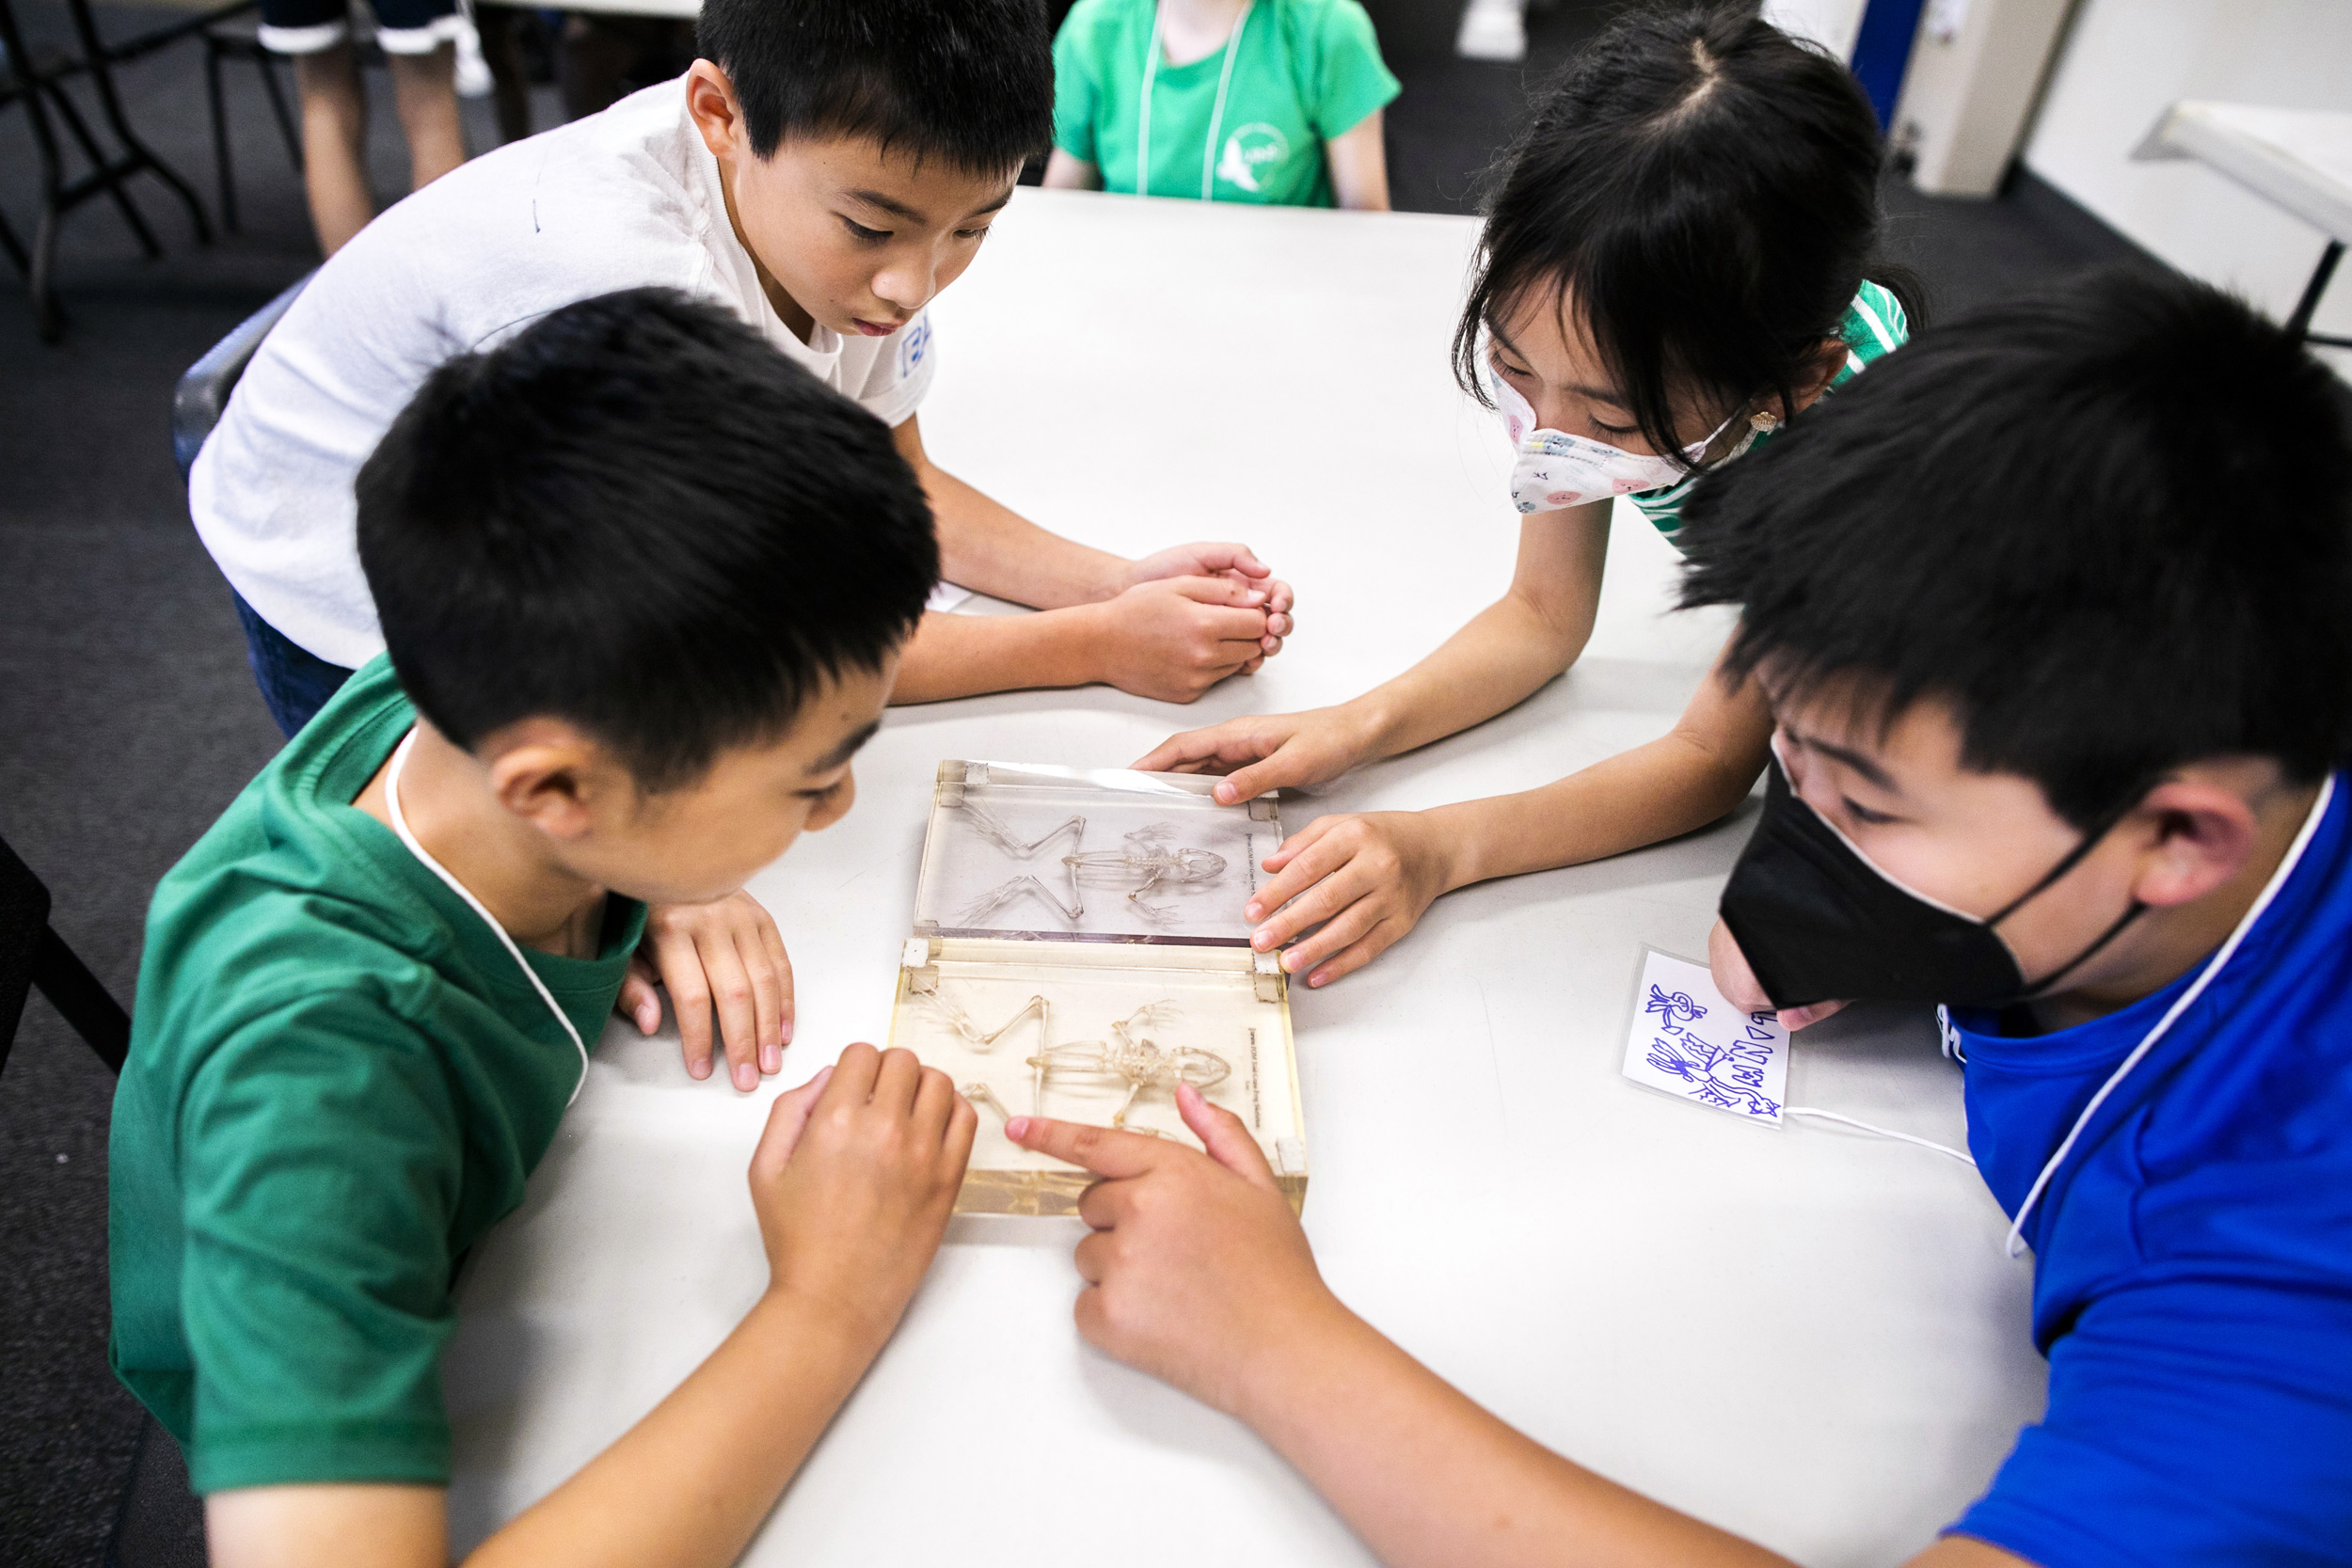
0, 2, 2147, 1561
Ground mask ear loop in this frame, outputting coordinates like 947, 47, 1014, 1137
1997, 771, 2336, 1259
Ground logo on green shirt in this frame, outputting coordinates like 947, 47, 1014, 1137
1216, 123, 1293, 194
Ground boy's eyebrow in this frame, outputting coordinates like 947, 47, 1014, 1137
808, 720, 882, 776
846, 189, 929, 223
961, 188, 1016, 220
1788, 728, 1900, 793
845, 186, 1015, 226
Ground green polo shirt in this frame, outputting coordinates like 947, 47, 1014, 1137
1628, 279, 1912, 543
108, 655, 645, 1495
1053, 0, 1400, 207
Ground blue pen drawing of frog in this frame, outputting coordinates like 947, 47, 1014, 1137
1641, 984, 1781, 1118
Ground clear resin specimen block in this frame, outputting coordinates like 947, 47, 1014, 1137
894, 763, 1304, 1216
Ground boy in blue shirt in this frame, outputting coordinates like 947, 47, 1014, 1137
998, 270, 2352, 1565
113, 289, 977, 1566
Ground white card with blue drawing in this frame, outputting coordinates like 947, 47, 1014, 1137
1623, 948, 1788, 1125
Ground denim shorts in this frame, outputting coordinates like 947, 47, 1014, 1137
259, 0, 460, 56
230, 592, 356, 739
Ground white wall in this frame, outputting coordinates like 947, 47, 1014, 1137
2021, 0, 2352, 359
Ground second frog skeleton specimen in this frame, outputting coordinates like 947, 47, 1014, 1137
952, 803, 1229, 927
923, 990, 1232, 1132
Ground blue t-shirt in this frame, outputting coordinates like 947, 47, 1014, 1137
1941, 772, 2352, 1566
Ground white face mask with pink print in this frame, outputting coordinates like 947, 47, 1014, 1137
1492, 372, 1772, 515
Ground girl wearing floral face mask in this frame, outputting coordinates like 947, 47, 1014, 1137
1135, 2, 1922, 990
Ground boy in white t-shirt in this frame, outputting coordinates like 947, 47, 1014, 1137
194, 0, 1295, 745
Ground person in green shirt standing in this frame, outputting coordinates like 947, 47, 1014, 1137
109, 288, 975, 1567
1044, 0, 1401, 209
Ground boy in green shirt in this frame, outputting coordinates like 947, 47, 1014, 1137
111, 289, 976, 1566
1045, 0, 1400, 209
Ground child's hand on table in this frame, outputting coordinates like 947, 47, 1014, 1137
1133, 705, 1380, 803
1084, 577, 1283, 701
749, 1044, 974, 1344
1121, 542, 1295, 654
620, 891, 794, 1089
1007, 1084, 1343, 1418
1245, 811, 1458, 987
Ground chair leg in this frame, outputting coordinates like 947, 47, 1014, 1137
205, 40, 237, 232
44, 80, 164, 258
0, 0, 72, 335
0, 205, 27, 280
62, 0, 215, 245
30, 193, 66, 341
256, 50, 303, 173
30, 925, 131, 1072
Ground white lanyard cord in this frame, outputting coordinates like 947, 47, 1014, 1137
1136, 1, 1255, 201
1998, 771, 2335, 1259
386, 728, 592, 1107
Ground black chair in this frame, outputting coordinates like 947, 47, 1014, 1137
0, 831, 130, 1079
173, 270, 311, 481
1, 832, 207, 1562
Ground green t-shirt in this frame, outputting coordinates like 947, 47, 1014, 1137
1628, 279, 1912, 544
108, 655, 645, 1495
1053, 0, 1401, 207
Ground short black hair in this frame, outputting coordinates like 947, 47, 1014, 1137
695, 0, 1052, 171
358, 288, 938, 791
1677, 268, 2352, 828
1454, 2, 1922, 466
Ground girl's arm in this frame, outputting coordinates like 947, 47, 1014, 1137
1042, 150, 1102, 190
1245, 649, 1772, 987
1326, 109, 1391, 211
1010, 1092, 2032, 1568
1136, 504, 1612, 801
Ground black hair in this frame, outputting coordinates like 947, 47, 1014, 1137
695, 0, 1052, 171
1677, 267, 2352, 828
1454, 2, 1922, 467
357, 288, 938, 791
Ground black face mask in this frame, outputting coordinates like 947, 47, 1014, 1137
1720, 752, 2146, 1010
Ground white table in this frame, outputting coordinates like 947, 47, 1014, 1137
440, 189, 2046, 1565
2135, 102, 2352, 347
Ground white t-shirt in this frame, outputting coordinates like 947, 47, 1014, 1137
191, 79, 942, 669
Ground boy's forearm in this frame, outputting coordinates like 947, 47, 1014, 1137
466, 1288, 881, 1568
890, 606, 1103, 703
924, 461, 1128, 609
1238, 1305, 1793, 1568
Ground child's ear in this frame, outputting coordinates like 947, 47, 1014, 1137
1782, 337, 1850, 420
2125, 777, 2265, 911
485, 729, 609, 843
683, 59, 749, 163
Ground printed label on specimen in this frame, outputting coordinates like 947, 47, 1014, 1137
1621, 948, 1788, 1124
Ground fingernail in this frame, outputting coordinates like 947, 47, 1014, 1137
1005, 1116, 1030, 1139
761, 1044, 781, 1074
780, 1019, 794, 1045
1246, 903, 1263, 921
1281, 951, 1299, 972
1247, 591, 1266, 605
1215, 784, 1235, 803
733, 1061, 755, 1091
690, 1056, 712, 1081
1310, 973, 1327, 988
637, 1002, 659, 1032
